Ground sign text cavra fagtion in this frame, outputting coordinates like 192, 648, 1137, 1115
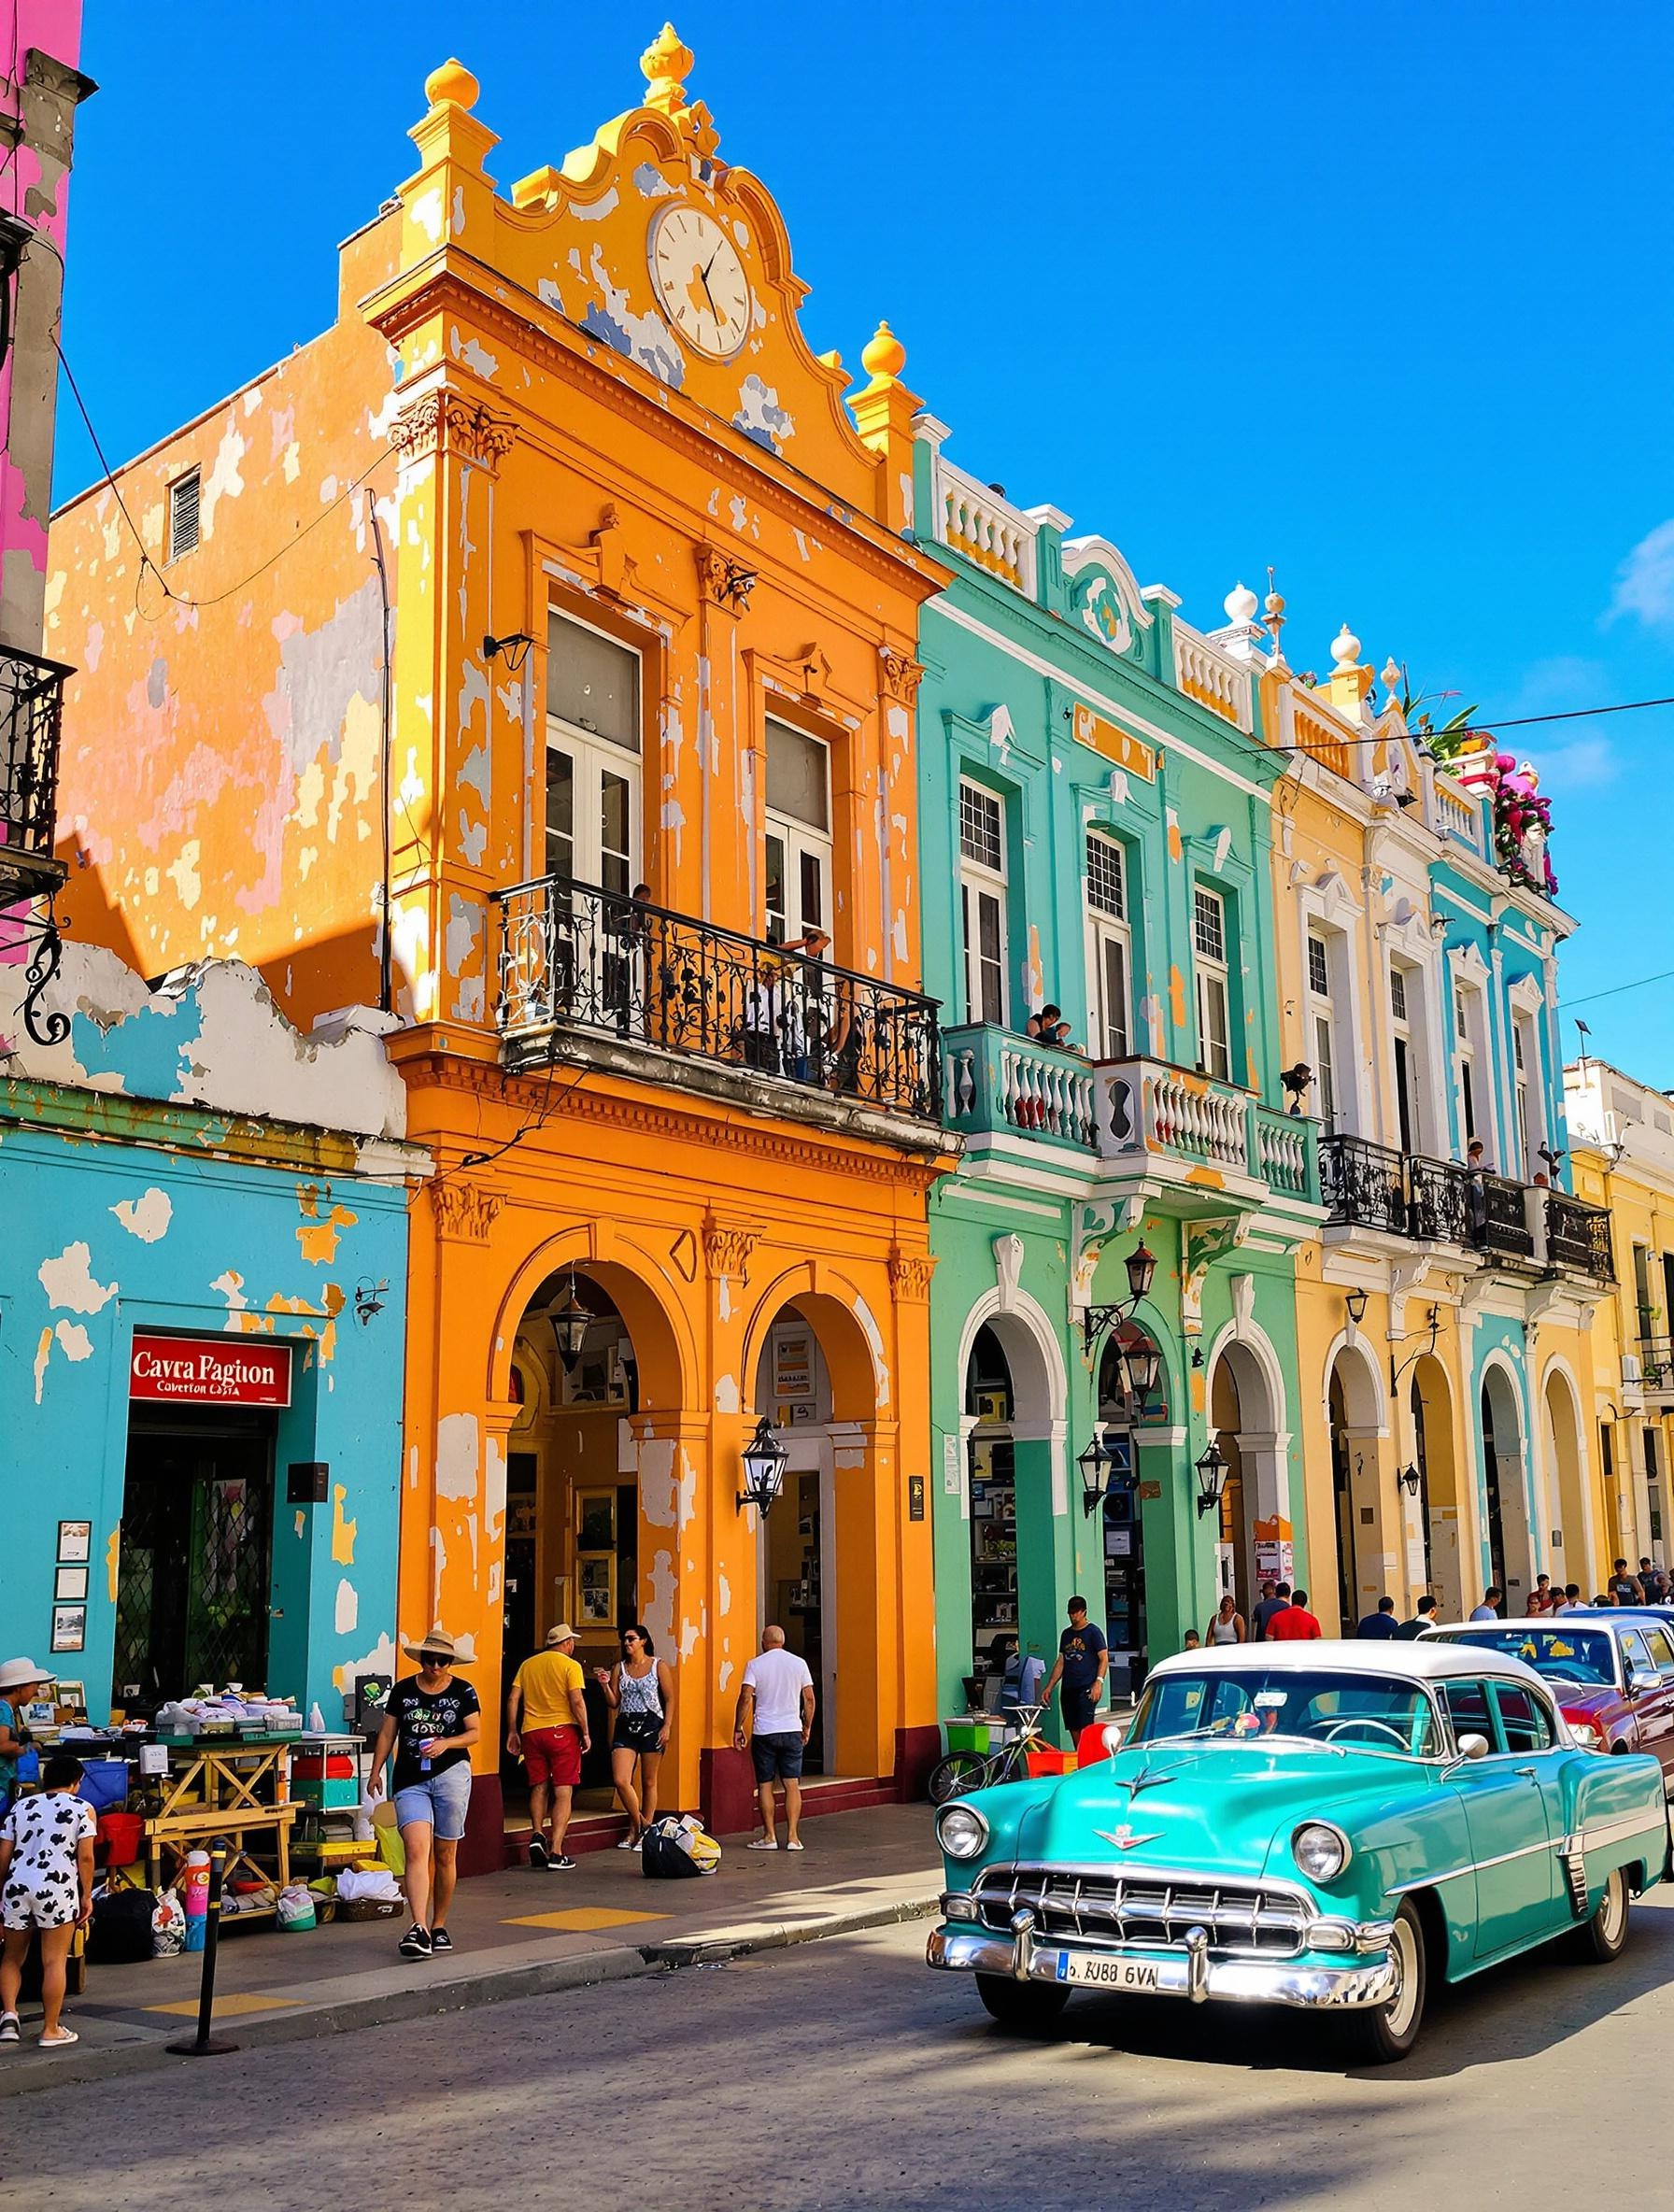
129, 1333, 293, 1408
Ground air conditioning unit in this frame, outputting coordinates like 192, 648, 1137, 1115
1623, 1353, 1643, 1386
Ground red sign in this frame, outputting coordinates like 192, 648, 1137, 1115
129, 1334, 292, 1408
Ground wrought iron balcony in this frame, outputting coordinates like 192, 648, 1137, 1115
493, 874, 942, 1125
0, 642, 72, 900
1542, 1191, 1613, 1283
943, 1023, 1096, 1153
1406, 1155, 1471, 1245
1639, 1338, 1674, 1393
1470, 1170, 1536, 1260
1320, 1133, 1409, 1233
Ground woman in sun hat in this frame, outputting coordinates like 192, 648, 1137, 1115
0, 1660, 50, 1819
366, 1631, 480, 1962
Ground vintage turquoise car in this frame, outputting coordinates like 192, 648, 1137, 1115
928, 1643, 1669, 2062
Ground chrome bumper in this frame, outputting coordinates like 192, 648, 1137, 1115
927, 1914, 1398, 2011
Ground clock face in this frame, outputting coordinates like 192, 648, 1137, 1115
648, 205, 752, 361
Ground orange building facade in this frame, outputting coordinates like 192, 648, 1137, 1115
47, 31, 950, 1857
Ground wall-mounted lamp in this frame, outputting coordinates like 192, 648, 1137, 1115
1280, 1063, 1312, 1118
1344, 1287, 1369, 1326
1194, 1441, 1228, 1518
1390, 1304, 1441, 1393
1397, 1463, 1423, 1498
483, 631, 537, 673
1082, 1241, 1156, 1357
353, 1277, 389, 1327
1190, 1344, 1205, 1371
736, 1415, 789, 1516
1077, 1434, 1114, 1519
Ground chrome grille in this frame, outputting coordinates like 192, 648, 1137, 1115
973, 1864, 1312, 1957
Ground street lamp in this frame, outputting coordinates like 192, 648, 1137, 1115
1194, 1440, 1228, 1518
1397, 1463, 1423, 1498
736, 1416, 789, 1516
1077, 1434, 1114, 1519
546, 1273, 590, 1375
1118, 1335, 1163, 1419
1344, 1286, 1369, 1327
1082, 1241, 1156, 1356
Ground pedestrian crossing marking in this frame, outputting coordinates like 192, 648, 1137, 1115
145, 1992, 301, 2017
503, 1907, 670, 1932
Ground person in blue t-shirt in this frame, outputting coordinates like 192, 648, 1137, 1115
1043, 1597, 1108, 1742
1355, 1596, 1401, 1639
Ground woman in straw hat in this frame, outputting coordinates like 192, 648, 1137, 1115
0, 1659, 50, 1820
367, 1631, 481, 1961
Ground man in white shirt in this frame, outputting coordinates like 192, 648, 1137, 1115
733, 1625, 816, 1851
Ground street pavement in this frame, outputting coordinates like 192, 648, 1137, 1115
8, 1879, 1674, 2207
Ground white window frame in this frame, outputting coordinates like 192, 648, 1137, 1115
763, 716, 833, 948
545, 612, 643, 893
1193, 884, 1231, 1083
1305, 928, 1339, 1131
1453, 979, 1493, 1164
1389, 959, 1419, 1156
1085, 831, 1132, 1061
1511, 1015, 1546, 1180
958, 780, 1008, 1028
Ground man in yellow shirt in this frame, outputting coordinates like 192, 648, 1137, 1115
505, 1625, 589, 1870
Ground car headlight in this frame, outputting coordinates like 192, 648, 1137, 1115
1292, 1821, 1351, 1881
936, 1804, 990, 1862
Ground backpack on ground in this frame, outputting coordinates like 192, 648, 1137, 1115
640, 1814, 719, 1879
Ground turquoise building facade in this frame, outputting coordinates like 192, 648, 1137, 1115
913, 418, 1321, 1727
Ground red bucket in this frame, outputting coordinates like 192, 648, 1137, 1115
96, 1810, 145, 1868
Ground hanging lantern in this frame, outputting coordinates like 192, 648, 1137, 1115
737, 1416, 789, 1515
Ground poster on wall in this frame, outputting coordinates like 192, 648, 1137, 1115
773, 1333, 814, 1401
50, 1605, 86, 1653
1253, 1515, 1295, 1587
56, 1522, 92, 1564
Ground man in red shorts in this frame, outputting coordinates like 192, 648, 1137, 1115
505, 1625, 589, 1870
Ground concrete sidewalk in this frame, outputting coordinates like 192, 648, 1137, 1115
0, 1803, 941, 2098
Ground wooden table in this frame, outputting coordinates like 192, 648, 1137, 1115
143, 1740, 299, 1895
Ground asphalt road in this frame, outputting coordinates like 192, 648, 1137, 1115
9, 1889, 1674, 2210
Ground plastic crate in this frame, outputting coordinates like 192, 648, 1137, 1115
291, 1777, 361, 1809
291, 1752, 356, 1781
943, 1719, 991, 1754
1024, 1745, 1075, 1778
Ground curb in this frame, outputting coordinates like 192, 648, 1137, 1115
0, 1886, 941, 2101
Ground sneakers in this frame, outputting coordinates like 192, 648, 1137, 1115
430, 1928, 453, 1953
398, 1922, 433, 1959
528, 1838, 548, 1870
786, 1839, 805, 1851
546, 1853, 577, 1872
0, 2013, 18, 2043
617, 1835, 637, 1850
747, 1836, 780, 1850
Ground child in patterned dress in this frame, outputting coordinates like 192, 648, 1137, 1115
0, 1753, 95, 2048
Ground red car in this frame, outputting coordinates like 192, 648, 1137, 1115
1423, 1617, 1674, 1788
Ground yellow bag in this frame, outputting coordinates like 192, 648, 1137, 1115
372, 1799, 405, 1878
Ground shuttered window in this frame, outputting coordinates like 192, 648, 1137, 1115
168, 468, 201, 561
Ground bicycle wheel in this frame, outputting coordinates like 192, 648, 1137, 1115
927, 1751, 989, 1806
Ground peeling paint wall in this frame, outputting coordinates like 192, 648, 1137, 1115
0, 945, 418, 1721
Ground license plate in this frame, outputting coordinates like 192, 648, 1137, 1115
1057, 1952, 1159, 1990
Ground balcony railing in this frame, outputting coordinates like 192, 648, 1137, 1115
943, 1024, 1096, 1152
1171, 620, 1254, 733
1473, 1170, 1536, 1259
493, 876, 942, 1125
1543, 1191, 1614, 1283
1321, 1133, 1408, 1233
0, 643, 72, 900
1639, 1338, 1674, 1392
1098, 1057, 1319, 1203
1406, 1155, 1471, 1246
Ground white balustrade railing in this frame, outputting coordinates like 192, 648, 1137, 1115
1432, 778, 1484, 854
1256, 1112, 1311, 1196
998, 1042, 1096, 1146
933, 455, 1037, 597
1171, 621, 1254, 732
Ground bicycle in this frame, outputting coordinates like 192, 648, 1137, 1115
926, 1703, 1055, 1806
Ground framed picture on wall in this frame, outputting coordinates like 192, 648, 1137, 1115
50, 1604, 87, 1653
56, 1522, 92, 1564
576, 1492, 617, 1553
579, 1556, 615, 1624
53, 1566, 89, 1601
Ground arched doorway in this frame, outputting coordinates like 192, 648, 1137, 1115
957, 1301, 1062, 1715
1480, 1361, 1532, 1609
1543, 1366, 1591, 1601
1410, 1354, 1463, 1618
966, 1326, 1017, 1704
748, 1288, 883, 1780
1096, 1326, 1163, 1686
1327, 1341, 1384, 1632
1205, 1337, 1285, 1626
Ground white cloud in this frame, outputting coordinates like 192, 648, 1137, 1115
1607, 518, 1674, 630
1531, 735, 1619, 793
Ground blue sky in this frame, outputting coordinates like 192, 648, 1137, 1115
54, 2, 1674, 1077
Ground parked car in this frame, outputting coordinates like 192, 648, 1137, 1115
1422, 1617, 1674, 1789
928, 1642, 1667, 2063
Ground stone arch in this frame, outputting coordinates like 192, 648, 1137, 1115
1410, 1352, 1465, 1618
739, 1261, 887, 1426
1479, 1352, 1533, 1609
956, 1286, 1069, 1440
1204, 1323, 1291, 1622
489, 1222, 695, 1414
1540, 1355, 1594, 1600
1326, 1334, 1388, 1633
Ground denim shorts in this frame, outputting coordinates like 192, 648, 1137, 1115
750, 1730, 805, 1783
393, 1762, 473, 1841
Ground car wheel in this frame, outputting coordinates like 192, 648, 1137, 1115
1570, 1865, 1630, 1964
928, 1752, 987, 1806
975, 1973, 1071, 2032
1342, 1898, 1426, 2066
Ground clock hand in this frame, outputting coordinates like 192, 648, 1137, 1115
697, 254, 722, 322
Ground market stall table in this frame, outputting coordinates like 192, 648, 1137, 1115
143, 1738, 300, 1904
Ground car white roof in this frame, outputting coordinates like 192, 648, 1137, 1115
1147, 1638, 1547, 1685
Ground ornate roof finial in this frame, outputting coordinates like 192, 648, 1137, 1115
641, 21, 694, 113
1331, 621, 1362, 672
861, 319, 907, 387
1262, 565, 1286, 656
424, 58, 480, 112
1381, 656, 1402, 704
1224, 580, 1259, 627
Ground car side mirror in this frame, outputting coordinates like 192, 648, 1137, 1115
1628, 1668, 1660, 1697
1456, 1732, 1491, 1762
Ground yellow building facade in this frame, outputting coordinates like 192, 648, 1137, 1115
47, 30, 952, 1857
1239, 606, 1614, 1624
